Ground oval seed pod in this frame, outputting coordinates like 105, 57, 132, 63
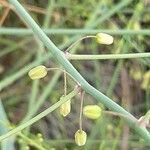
96, 33, 113, 45
28, 65, 47, 80
130, 69, 142, 80
83, 105, 102, 119
25, 146, 30, 150
37, 133, 43, 143
141, 71, 150, 90
59, 100, 71, 117
75, 130, 87, 146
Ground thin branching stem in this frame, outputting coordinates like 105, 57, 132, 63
6, 0, 150, 143
79, 91, 84, 131
65, 35, 96, 52
0, 89, 78, 141
64, 71, 67, 96
67, 53, 150, 60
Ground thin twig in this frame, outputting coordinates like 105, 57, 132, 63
46, 67, 74, 80
64, 71, 67, 96
7, 0, 150, 142
65, 35, 96, 52
0, 89, 79, 141
79, 91, 84, 130
67, 53, 150, 60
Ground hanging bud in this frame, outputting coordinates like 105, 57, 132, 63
96, 33, 113, 45
59, 100, 71, 117
141, 71, 150, 90
25, 146, 30, 150
75, 130, 87, 146
37, 133, 43, 143
83, 105, 102, 119
28, 65, 47, 80
130, 68, 142, 80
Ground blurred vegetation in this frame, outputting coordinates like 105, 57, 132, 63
0, 0, 150, 149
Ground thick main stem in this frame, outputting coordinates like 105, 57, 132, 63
7, 0, 150, 142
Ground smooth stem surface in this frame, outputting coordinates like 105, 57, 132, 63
7, 0, 150, 142
65, 35, 95, 52
0, 100, 15, 150
79, 91, 84, 130
0, 0, 133, 91
21, 72, 61, 123
24, 0, 53, 133
64, 71, 67, 96
0, 89, 78, 141
67, 53, 150, 60
0, 28, 150, 35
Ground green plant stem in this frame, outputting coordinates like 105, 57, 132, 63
0, 89, 78, 141
0, 28, 150, 35
21, 71, 61, 123
67, 53, 150, 60
112, 121, 123, 150
64, 71, 67, 96
0, 0, 133, 91
79, 91, 84, 131
65, 35, 96, 52
0, 100, 15, 150
0, 11, 15, 149
146, 90, 150, 110
125, 37, 150, 66
46, 139, 149, 145
24, 0, 55, 135
99, 140, 106, 150
7, 0, 150, 142
43, 0, 54, 29
106, 39, 128, 97
18, 0, 119, 136
18, 133, 45, 150
23, 41, 41, 135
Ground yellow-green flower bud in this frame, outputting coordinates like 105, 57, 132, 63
59, 100, 71, 117
130, 69, 142, 80
37, 133, 43, 142
75, 130, 87, 146
141, 71, 150, 90
28, 65, 47, 80
96, 33, 113, 45
83, 105, 102, 119
25, 146, 30, 150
